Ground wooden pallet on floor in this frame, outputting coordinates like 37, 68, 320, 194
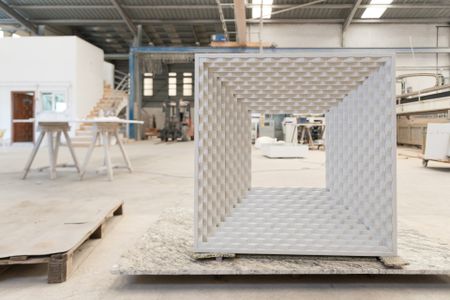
0, 201, 123, 283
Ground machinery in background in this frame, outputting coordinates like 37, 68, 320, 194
396, 73, 450, 149
259, 114, 286, 140
258, 116, 308, 158
397, 113, 449, 148
282, 116, 326, 149
396, 73, 445, 98
259, 118, 276, 139
253, 114, 326, 149
159, 99, 194, 142
250, 113, 260, 144
282, 117, 299, 143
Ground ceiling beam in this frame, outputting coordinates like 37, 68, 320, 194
126, 4, 234, 9
359, 4, 450, 9
8, 3, 450, 10
343, 0, 363, 33
9, 4, 236, 9
269, 0, 326, 17
248, 18, 450, 24
11, 5, 116, 9
105, 53, 129, 60
105, 47, 450, 60
3, 18, 450, 26
246, 4, 450, 9
192, 25, 200, 46
133, 24, 142, 46
0, 1, 37, 34
233, 0, 246, 44
110, 0, 137, 37
0, 19, 229, 25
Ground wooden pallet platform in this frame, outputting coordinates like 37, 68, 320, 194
0, 199, 123, 283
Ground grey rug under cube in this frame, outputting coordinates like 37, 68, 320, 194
194, 53, 396, 256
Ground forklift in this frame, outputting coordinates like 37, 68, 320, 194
159, 98, 194, 142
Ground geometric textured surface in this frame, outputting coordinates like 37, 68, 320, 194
197, 188, 393, 256
194, 53, 396, 256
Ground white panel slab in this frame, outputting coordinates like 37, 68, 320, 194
424, 123, 450, 160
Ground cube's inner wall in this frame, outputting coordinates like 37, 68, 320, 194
326, 62, 396, 251
195, 54, 396, 256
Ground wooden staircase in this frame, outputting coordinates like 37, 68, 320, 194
71, 84, 128, 147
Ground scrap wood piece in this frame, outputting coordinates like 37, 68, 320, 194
379, 256, 409, 269
0, 266, 9, 275
191, 252, 236, 261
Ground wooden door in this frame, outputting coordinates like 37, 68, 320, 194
12, 92, 35, 142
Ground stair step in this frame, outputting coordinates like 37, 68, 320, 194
103, 96, 123, 99
75, 130, 94, 136
71, 136, 93, 143
80, 87, 128, 133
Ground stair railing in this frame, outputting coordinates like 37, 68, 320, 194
114, 70, 130, 93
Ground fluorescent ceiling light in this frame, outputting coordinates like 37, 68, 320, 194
361, 0, 393, 19
252, 0, 273, 19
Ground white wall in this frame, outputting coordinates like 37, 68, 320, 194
103, 61, 115, 88
249, 24, 449, 48
73, 38, 104, 124
249, 23, 450, 93
249, 24, 341, 47
0, 36, 105, 142
344, 24, 447, 48
0, 37, 76, 141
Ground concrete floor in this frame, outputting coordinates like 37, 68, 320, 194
0, 141, 449, 299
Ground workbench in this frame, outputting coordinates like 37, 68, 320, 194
22, 121, 80, 179
298, 123, 326, 149
78, 118, 143, 181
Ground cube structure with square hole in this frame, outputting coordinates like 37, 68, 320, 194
194, 53, 396, 257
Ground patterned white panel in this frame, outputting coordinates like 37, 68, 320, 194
194, 53, 396, 256
197, 188, 393, 256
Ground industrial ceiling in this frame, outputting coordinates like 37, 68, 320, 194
0, 0, 449, 57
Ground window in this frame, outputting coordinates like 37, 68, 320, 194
41, 91, 67, 112
143, 73, 153, 96
183, 72, 193, 96
252, 0, 273, 19
168, 72, 177, 96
